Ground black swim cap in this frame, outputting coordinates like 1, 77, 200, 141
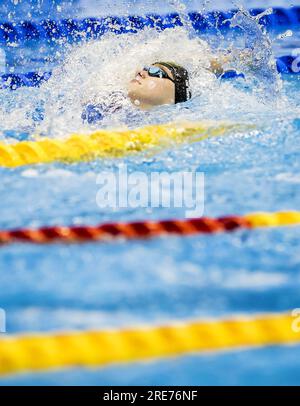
155, 62, 192, 104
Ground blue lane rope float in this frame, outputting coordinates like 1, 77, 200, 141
0, 55, 297, 90
0, 7, 299, 45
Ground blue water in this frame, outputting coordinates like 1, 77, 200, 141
0, 0, 300, 385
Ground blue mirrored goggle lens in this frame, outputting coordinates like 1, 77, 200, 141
144, 66, 165, 78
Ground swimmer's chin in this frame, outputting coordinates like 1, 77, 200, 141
127, 90, 151, 110
128, 96, 152, 110
127, 88, 175, 110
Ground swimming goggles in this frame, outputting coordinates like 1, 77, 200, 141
143, 65, 175, 83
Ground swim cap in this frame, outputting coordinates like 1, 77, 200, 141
155, 62, 191, 104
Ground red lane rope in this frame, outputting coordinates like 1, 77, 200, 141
0, 216, 250, 245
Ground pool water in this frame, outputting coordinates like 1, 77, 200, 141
0, 0, 300, 385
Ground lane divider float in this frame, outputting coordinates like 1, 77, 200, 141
0, 211, 299, 245
0, 121, 248, 168
0, 312, 298, 377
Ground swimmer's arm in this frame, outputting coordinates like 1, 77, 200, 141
209, 49, 254, 75
209, 56, 229, 75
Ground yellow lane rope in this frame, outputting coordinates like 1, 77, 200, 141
246, 211, 300, 227
0, 312, 298, 377
0, 121, 250, 168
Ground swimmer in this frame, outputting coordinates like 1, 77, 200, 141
82, 61, 192, 124
127, 62, 191, 110
82, 52, 248, 124
126, 55, 241, 110
126, 49, 257, 111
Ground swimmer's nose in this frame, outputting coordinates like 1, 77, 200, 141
133, 68, 147, 81
138, 68, 147, 78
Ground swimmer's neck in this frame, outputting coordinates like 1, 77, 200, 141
129, 99, 154, 111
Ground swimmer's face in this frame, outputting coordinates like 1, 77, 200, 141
127, 64, 175, 109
